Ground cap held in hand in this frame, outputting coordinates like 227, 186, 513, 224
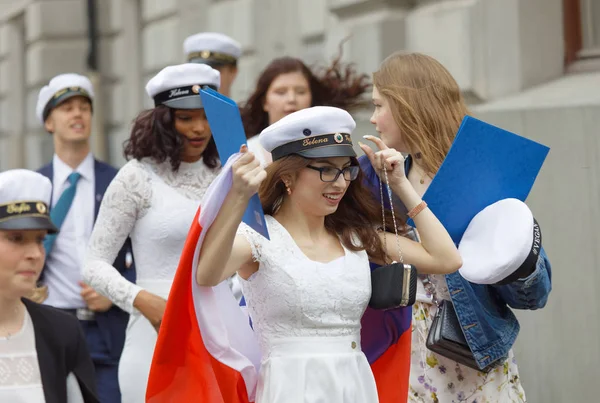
458, 198, 542, 285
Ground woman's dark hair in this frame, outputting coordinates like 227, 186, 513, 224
240, 51, 371, 137
259, 155, 401, 263
123, 105, 219, 171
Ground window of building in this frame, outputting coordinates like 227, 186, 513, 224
564, 0, 600, 72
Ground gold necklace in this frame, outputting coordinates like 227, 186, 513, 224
413, 153, 429, 184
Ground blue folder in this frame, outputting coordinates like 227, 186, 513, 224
409, 116, 550, 244
199, 87, 270, 240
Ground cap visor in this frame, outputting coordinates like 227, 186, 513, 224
163, 95, 204, 110
296, 144, 357, 159
0, 216, 58, 234
55, 91, 92, 106
188, 58, 230, 67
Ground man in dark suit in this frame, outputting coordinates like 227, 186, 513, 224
35, 73, 134, 403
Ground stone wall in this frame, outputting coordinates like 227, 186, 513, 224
0, 0, 565, 169
0, 1, 597, 401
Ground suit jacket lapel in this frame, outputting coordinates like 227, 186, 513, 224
38, 163, 55, 207
94, 159, 115, 220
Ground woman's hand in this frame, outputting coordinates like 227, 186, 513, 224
231, 145, 267, 200
79, 282, 113, 312
133, 290, 167, 333
359, 135, 407, 189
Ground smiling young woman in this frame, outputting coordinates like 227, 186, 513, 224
82, 63, 223, 403
186, 106, 461, 402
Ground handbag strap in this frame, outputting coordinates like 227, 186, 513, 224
378, 167, 404, 264
420, 275, 443, 308
408, 226, 443, 308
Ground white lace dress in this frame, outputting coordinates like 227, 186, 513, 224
237, 216, 379, 403
83, 158, 219, 403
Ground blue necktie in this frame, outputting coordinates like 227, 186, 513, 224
43, 172, 81, 255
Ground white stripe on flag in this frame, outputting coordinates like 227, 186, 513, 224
190, 154, 261, 401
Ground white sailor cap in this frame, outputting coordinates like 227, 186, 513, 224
458, 198, 542, 285
145, 63, 221, 109
36, 73, 94, 124
0, 170, 57, 233
183, 32, 242, 66
259, 106, 357, 161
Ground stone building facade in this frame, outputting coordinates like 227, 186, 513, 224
1, 0, 599, 401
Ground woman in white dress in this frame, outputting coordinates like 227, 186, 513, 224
83, 64, 222, 402
195, 106, 463, 402
0, 169, 97, 403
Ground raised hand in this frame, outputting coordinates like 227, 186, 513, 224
231, 145, 267, 200
359, 135, 407, 188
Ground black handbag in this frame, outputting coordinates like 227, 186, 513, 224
368, 166, 418, 310
369, 262, 417, 309
422, 277, 497, 373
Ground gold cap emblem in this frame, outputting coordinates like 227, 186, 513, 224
36, 202, 47, 214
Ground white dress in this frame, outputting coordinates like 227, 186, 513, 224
83, 158, 219, 403
237, 216, 379, 403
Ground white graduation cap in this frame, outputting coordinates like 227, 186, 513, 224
458, 198, 542, 285
259, 106, 357, 161
36, 73, 94, 124
0, 169, 58, 233
145, 63, 220, 109
183, 32, 241, 66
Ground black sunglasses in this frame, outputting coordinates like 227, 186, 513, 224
306, 165, 360, 182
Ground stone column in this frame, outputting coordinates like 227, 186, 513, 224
0, 12, 26, 170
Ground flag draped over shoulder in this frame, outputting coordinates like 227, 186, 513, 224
146, 154, 412, 403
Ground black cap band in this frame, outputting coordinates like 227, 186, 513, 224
495, 218, 542, 285
0, 201, 48, 221
271, 133, 354, 161
187, 50, 237, 65
0, 201, 58, 233
42, 87, 92, 122
153, 84, 217, 107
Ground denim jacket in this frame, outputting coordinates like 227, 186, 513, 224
359, 155, 552, 369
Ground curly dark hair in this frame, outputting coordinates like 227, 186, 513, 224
240, 49, 371, 138
123, 105, 219, 171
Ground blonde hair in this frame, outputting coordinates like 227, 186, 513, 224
373, 52, 470, 174
25, 285, 48, 304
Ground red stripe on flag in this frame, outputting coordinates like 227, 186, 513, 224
371, 329, 411, 402
146, 207, 251, 403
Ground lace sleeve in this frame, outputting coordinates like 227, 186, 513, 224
83, 160, 151, 314
236, 222, 264, 263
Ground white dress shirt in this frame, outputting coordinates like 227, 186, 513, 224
44, 153, 95, 309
